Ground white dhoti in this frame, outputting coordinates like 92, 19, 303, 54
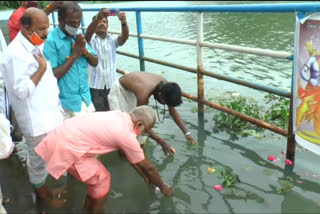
108, 80, 137, 112
0, 187, 7, 214
108, 80, 148, 145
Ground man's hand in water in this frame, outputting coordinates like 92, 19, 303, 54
186, 134, 198, 145
161, 184, 174, 197
161, 141, 175, 157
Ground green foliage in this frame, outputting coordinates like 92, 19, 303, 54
219, 169, 239, 188
277, 179, 294, 194
212, 95, 263, 134
0, 1, 49, 10
212, 93, 289, 135
0, 1, 20, 10
263, 94, 290, 129
39, 1, 50, 10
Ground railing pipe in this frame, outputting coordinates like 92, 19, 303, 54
116, 50, 291, 98
81, 17, 86, 35
116, 67, 287, 137
196, 12, 204, 119
51, 12, 57, 29
202, 42, 292, 59
81, 3, 320, 13
135, 11, 145, 71
181, 92, 288, 136
108, 30, 291, 59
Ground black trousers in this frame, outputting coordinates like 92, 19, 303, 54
90, 87, 111, 111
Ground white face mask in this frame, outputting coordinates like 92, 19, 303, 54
64, 23, 78, 36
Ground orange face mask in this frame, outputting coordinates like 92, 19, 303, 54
29, 32, 44, 46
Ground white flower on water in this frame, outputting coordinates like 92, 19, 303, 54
232, 92, 240, 97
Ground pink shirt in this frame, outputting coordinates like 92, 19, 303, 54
8, 7, 26, 42
35, 111, 145, 180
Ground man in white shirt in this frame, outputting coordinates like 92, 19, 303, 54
0, 113, 14, 214
85, 8, 129, 111
0, 8, 64, 200
0, 28, 9, 123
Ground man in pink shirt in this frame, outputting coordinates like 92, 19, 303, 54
8, 1, 62, 42
35, 105, 174, 214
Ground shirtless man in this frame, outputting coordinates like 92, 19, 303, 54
108, 72, 198, 156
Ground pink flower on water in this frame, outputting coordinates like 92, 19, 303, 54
285, 159, 293, 165
214, 185, 223, 191
281, 151, 285, 155
268, 155, 276, 162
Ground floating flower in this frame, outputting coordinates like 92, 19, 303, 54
281, 151, 285, 155
285, 159, 293, 165
268, 155, 276, 162
214, 185, 223, 191
208, 167, 216, 173
296, 180, 303, 184
231, 92, 240, 97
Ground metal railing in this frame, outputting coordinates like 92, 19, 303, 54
51, 2, 320, 162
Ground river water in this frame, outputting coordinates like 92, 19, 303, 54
1, 1, 320, 214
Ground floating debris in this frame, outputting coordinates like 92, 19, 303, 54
208, 167, 216, 174
268, 155, 276, 162
187, 144, 200, 150
285, 159, 293, 165
214, 185, 223, 191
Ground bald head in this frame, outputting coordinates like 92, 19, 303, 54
21, 7, 48, 27
20, 8, 49, 41
130, 105, 157, 130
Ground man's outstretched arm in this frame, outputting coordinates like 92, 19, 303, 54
168, 106, 198, 145
148, 129, 175, 156
132, 158, 174, 197
43, 1, 64, 16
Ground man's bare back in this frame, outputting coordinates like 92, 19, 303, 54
119, 72, 166, 106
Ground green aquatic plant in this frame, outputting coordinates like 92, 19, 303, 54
212, 95, 262, 134
219, 169, 240, 188
212, 93, 289, 135
263, 94, 290, 130
277, 179, 294, 194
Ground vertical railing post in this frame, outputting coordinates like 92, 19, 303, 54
81, 17, 86, 35
286, 58, 296, 164
196, 12, 204, 122
136, 11, 145, 72
286, 12, 298, 166
52, 12, 56, 28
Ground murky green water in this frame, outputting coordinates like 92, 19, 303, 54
1, 1, 320, 213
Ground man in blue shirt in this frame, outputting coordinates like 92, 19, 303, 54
44, 1, 98, 118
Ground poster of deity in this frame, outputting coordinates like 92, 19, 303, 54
294, 12, 320, 155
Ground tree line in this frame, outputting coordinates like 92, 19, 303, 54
0, 1, 51, 10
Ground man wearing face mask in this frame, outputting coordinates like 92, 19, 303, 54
8, 1, 63, 143
35, 105, 174, 214
43, 1, 98, 119
0, 8, 64, 200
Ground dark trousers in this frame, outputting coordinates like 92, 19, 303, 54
90, 87, 111, 111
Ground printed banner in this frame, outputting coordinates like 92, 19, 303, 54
293, 12, 320, 155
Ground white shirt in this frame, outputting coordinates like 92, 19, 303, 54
0, 28, 9, 118
88, 33, 119, 89
0, 31, 64, 137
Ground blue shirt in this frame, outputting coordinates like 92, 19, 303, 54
43, 27, 96, 112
